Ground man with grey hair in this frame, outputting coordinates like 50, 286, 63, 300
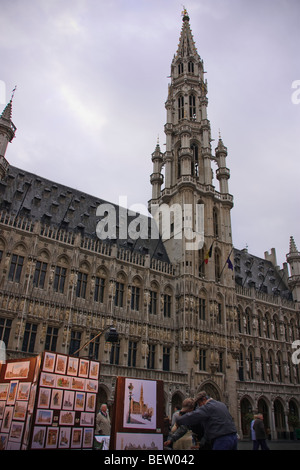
175, 391, 238, 450
95, 404, 111, 436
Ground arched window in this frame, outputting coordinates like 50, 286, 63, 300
260, 349, 266, 381
191, 143, 199, 176
149, 282, 159, 315
265, 313, 271, 338
257, 311, 263, 336
245, 308, 252, 335
249, 348, 255, 380
189, 94, 196, 119
178, 95, 184, 120
273, 315, 280, 340
213, 208, 219, 238
277, 351, 283, 382
198, 247, 205, 277
237, 307, 242, 333
269, 351, 274, 381
178, 62, 183, 75
188, 61, 194, 73
215, 248, 221, 282
239, 348, 245, 381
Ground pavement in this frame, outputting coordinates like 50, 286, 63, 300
238, 439, 300, 450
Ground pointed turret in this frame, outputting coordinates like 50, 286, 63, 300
287, 236, 300, 302
215, 132, 230, 195
0, 89, 17, 179
150, 138, 163, 201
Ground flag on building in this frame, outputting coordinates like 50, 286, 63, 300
204, 244, 213, 264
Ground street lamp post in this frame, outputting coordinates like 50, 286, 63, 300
127, 382, 134, 424
72, 325, 119, 356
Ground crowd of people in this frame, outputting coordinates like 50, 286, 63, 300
164, 391, 270, 451
95, 392, 270, 451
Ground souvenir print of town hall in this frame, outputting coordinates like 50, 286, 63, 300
0, 11, 299, 440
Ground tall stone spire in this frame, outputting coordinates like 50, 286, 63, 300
163, 9, 212, 190
149, 10, 234, 275
0, 88, 17, 179
287, 236, 300, 302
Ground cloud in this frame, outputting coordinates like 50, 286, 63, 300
1, 0, 299, 268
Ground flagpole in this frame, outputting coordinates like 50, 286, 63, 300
199, 239, 215, 273
219, 246, 234, 279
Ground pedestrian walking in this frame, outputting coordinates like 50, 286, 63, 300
172, 390, 238, 450
250, 414, 258, 450
253, 414, 269, 450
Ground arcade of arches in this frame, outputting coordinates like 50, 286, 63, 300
99, 382, 299, 440
240, 396, 299, 439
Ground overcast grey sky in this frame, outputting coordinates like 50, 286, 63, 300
0, 0, 299, 267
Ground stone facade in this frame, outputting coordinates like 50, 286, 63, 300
0, 11, 299, 439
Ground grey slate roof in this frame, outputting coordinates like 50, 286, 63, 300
0, 166, 294, 299
0, 165, 170, 263
233, 247, 292, 300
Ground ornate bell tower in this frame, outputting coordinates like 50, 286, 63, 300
149, 10, 234, 285
149, 11, 239, 410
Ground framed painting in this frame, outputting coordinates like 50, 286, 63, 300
45, 427, 59, 449
74, 391, 85, 411
58, 426, 71, 449
82, 428, 94, 448
1, 406, 13, 432
9, 421, 24, 442
56, 375, 71, 389
42, 352, 56, 373
59, 410, 75, 426
31, 426, 46, 449
71, 427, 82, 449
85, 379, 98, 393
116, 432, 163, 450
50, 389, 63, 409
0, 383, 9, 401
55, 354, 68, 375
123, 378, 157, 430
40, 372, 56, 388
67, 357, 79, 376
62, 390, 75, 410
78, 359, 89, 378
35, 409, 53, 426
0, 401, 5, 419
7, 380, 19, 405
85, 393, 96, 412
37, 388, 51, 409
0, 433, 8, 450
71, 376, 85, 391
4, 361, 30, 380
13, 401, 28, 421
16, 382, 31, 401
80, 412, 94, 427
89, 361, 100, 379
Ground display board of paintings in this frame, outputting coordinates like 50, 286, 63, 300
110, 377, 164, 451
0, 356, 41, 450
29, 351, 100, 450
0, 352, 100, 450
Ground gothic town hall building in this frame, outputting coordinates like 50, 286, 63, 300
0, 12, 299, 439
